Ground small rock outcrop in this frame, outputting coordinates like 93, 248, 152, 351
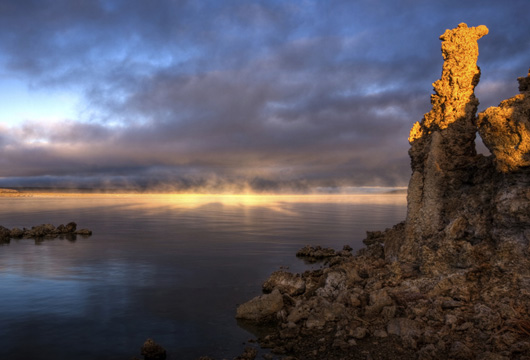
140, 338, 167, 360
296, 245, 352, 263
235, 23, 530, 360
0, 222, 92, 243
262, 271, 306, 296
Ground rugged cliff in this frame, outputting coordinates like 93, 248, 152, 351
235, 24, 530, 360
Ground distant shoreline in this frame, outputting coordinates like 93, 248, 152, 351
0, 186, 407, 196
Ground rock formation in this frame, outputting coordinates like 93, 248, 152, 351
234, 23, 530, 360
0, 222, 92, 243
478, 69, 530, 172
401, 23, 489, 269
390, 23, 530, 276
140, 338, 167, 360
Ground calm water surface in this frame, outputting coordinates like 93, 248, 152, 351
0, 193, 406, 359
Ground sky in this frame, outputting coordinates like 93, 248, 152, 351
0, 0, 529, 192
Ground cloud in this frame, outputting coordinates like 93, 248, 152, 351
0, 0, 529, 190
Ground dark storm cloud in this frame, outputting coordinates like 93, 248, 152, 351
0, 0, 529, 190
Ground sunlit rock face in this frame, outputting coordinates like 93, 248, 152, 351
402, 23, 489, 267
477, 70, 530, 172
390, 24, 530, 274
476, 70, 530, 248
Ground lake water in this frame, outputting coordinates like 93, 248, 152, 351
0, 193, 406, 360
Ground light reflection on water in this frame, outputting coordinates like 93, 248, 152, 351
0, 193, 406, 359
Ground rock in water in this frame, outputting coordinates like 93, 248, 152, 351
0, 226, 11, 243
75, 228, 93, 236
234, 346, 258, 360
140, 338, 166, 360
236, 289, 284, 323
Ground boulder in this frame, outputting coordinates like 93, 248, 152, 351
75, 229, 93, 236
140, 338, 166, 360
234, 346, 258, 360
262, 271, 305, 296
0, 226, 10, 243
236, 289, 284, 323
10, 228, 24, 238
364, 289, 394, 317
65, 222, 77, 233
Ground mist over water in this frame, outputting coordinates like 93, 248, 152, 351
0, 193, 406, 359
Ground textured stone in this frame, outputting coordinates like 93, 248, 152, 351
236, 289, 284, 323
364, 289, 393, 317
478, 69, 530, 172
140, 339, 166, 360
262, 271, 306, 296
403, 23, 489, 266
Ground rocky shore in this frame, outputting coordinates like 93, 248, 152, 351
0, 222, 92, 243
236, 235, 530, 359
233, 24, 530, 360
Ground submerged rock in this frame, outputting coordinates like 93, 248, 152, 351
75, 228, 93, 236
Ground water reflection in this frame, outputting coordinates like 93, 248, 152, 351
0, 192, 406, 210
0, 193, 406, 360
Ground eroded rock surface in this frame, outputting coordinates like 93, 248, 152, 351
478, 69, 530, 172
236, 289, 284, 323
396, 23, 530, 275
404, 23, 489, 268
